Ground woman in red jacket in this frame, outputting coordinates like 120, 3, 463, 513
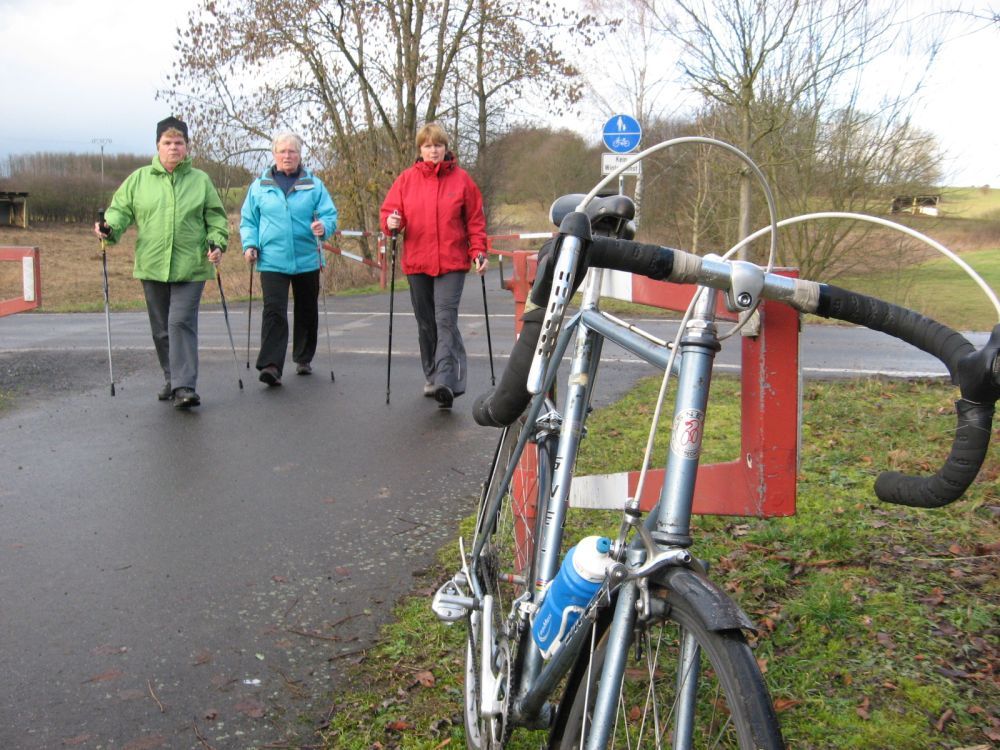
380, 123, 488, 409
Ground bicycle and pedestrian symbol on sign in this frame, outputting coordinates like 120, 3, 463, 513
602, 114, 642, 175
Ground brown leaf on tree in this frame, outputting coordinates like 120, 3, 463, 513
234, 698, 266, 718
856, 696, 871, 720
934, 708, 955, 732
83, 668, 124, 684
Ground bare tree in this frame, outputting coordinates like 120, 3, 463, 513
641, 0, 941, 271
161, 0, 593, 239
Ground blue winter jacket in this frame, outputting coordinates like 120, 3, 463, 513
240, 166, 338, 275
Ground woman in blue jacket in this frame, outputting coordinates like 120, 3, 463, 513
241, 133, 338, 385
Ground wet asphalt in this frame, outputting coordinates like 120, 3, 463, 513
0, 273, 970, 749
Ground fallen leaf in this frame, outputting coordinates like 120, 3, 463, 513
83, 669, 124, 684
934, 708, 956, 732
272, 575, 288, 583
234, 698, 266, 718
772, 698, 802, 712
385, 719, 412, 732
91, 644, 128, 656
919, 588, 945, 607
856, 696, 870, 720
414, 670, 435, 687
191, 649, 212, 666
62, 735, 94, 746
122, 736, 167, 750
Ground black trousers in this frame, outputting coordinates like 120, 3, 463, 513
257, 269, 320, 375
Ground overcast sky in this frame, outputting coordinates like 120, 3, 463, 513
0, 0, 997, 187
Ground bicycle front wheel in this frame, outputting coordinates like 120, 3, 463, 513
465, 419, 553, 749
550, 589, 784, 749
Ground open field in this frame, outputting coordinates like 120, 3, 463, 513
0, 219, 383, 313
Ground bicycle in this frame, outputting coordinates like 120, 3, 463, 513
432, 137, 1000, 749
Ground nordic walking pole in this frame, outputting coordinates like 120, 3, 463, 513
477, 253, 496, 386
246, 260, 254, 368
97, 209, 115, 396
386, 214, 400, 404
214, 261, 244, 390
313, 211, 335, 382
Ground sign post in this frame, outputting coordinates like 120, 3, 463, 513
601, 115, 642, 193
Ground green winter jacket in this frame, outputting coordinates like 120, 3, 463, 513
104, 156, 229, 282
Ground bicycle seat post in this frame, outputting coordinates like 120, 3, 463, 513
652, 285, 723, 548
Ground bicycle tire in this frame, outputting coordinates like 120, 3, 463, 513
465, 419, 554, 749
549, 587, 784, 749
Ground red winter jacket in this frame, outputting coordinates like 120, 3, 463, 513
380, 154, 487, 276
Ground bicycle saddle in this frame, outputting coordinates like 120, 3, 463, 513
549, 193, 636, 236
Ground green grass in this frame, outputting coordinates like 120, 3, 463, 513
316, 377, 998, 749
939, 187, 1000, 220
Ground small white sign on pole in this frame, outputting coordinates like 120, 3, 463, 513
601, 153, 642, 176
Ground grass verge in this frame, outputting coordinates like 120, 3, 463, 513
317, 377, 998, 750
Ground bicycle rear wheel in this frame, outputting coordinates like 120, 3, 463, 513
465, 419, 553, 749
549, 588, 783, 749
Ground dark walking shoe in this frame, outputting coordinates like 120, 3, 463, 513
173, 388, 201, 408
259, 365, 282, 386
423, 382, 436, 397
157, 382, 173, 401
295, 362, 312, 375
434, 384, 454, 409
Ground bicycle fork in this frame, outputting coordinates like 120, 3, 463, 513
585, 286, 723, 750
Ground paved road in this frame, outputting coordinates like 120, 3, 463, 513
0, 276, 986, 749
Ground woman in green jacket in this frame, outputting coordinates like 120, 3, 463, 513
94, 116, 229, 408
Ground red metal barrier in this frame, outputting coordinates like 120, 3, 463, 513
0, 246, 41, 316
503, 250, 800, 519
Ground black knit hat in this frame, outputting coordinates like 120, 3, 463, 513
156, 116, 189, 142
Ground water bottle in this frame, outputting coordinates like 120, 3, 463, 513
531, 536, 613, 658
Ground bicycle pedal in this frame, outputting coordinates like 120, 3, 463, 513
431, 574, 474, 622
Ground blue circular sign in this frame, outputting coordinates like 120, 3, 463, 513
602, 114, 642, 153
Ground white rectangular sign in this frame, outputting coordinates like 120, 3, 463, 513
601, 152, 642, 176
22, 257, 35, 301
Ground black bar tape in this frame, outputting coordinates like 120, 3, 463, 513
473, 308, 544, 427
587, 237, 676, 281
873, 400, 994, 508
818, 285, 995, 507
817, 285, 974, 381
